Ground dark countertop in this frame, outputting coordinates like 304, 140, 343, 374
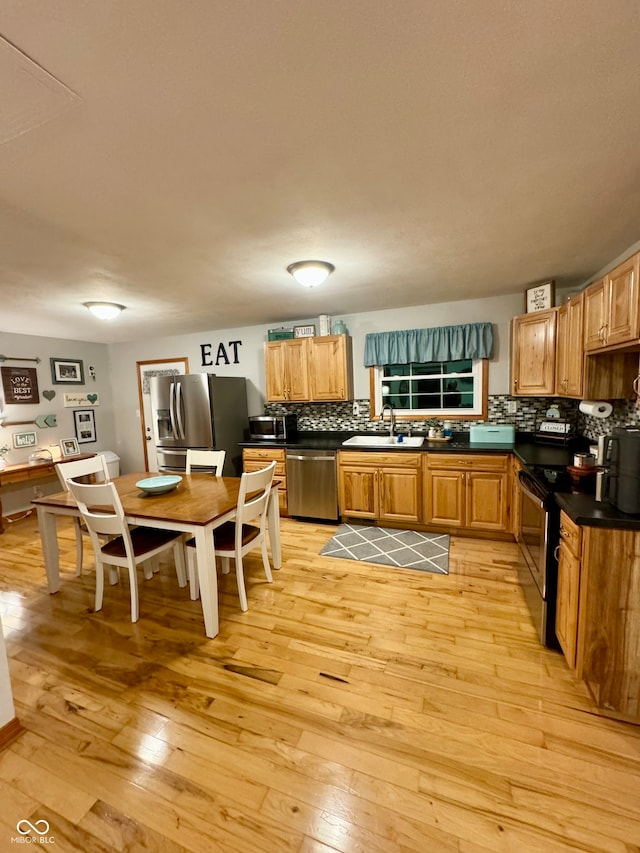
243, 430, 640, 530
241, 431, 575, 465
555, 492, 640, 530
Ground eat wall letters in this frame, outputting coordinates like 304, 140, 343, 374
200, 341, 242, 367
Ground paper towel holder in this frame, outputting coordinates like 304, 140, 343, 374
579, 400, 613, 419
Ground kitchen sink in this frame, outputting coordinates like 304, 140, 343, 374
341, 435, 425, 448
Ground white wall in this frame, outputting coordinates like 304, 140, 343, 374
107, 292, 522, 473
0, 332, 116, 513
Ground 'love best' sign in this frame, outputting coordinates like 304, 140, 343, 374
1, 366, 40, 403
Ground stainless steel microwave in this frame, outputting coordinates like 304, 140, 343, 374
248, 415, 297, 441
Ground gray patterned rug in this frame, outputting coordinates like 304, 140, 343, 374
320, 523, 449, 574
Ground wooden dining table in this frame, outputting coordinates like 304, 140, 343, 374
31, 472, 281, 638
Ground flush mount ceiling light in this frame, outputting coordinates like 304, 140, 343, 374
83, 301, 126, 320
287, 260, 335, 288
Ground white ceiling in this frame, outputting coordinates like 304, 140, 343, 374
2, 0, 640, 344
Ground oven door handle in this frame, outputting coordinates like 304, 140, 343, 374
518, 471, 545, 509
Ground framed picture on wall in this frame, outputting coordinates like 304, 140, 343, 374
525, 281, 555, 313
60, 437, 81, 458
50, 358, 85, 385
73, 409, 97, 444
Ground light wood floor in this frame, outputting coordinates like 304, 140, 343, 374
1, 515, 639, 852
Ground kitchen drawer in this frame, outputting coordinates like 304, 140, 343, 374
559, 510, 582, 557
0, 464, 57, 485
426, 453, 509, 472
338, 451, 421, 469
243, 459, 286, 478
242, 447, 286, 463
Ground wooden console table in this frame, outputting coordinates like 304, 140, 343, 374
0, 454, 94, 533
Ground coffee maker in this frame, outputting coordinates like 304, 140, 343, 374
600, 427, 640, 514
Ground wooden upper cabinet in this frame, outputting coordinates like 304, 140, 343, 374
264, 339, 309, 402
583, 278, 607, 351
584, 252, 640, 351
308, 335, 354, 401
264, 340, 288, 401
511, 308, 557, 395
265, 335, 353, 403
555, 293, 584, 398
607, 252, 640, 346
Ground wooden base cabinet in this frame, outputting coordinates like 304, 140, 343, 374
577, 525, 640, 721
242, 447, 288, 516
424, 453, 510, 533
555, 511, 582, 669
338, 451, 421, 525
555, 513, 640, 721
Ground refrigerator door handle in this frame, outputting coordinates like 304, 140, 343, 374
175, 381, 186, 440
169, 382, 179, 440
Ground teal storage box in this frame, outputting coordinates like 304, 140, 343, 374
469, 424, 515, 444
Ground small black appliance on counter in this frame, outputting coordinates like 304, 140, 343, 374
601, 426, 640, 514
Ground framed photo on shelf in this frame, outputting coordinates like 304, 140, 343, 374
50, 357, 85, 385
73, 409, 97, 444
525, 281, 555, 313
13, 431, 37, 449
60, 437, 81, 458
293, 324, 316, 338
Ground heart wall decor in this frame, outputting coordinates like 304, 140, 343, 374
87, 393, 98, 404
43, 389, 56, 401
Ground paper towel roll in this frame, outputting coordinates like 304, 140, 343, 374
579, 400, 613, 419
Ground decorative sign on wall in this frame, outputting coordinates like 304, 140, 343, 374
200, 341, 242, 367
13, 431, 37, 449
63, 392, 100, 407
1, 366, 40, 404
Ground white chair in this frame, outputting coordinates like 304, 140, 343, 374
67, 479, 187, 623
185, 449, 226, 475
56, 454, 111, 576
185, 460, 276, 610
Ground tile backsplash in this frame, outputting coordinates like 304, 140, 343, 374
265, 396, 640, 437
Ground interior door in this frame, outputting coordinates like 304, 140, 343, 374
136, 357, 189, 472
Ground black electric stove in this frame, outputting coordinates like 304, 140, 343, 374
515, 463, 577, 649
523, 465, 574, 498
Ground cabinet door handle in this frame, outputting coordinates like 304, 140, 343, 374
633, 375, 640, 398
553, 544, 561, 561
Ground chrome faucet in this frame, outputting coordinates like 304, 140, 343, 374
380, 403, 395, 437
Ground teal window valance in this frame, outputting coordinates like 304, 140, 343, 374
363, 322, 493, 367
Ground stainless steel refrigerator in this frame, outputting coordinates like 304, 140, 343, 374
150, 374, 248, 475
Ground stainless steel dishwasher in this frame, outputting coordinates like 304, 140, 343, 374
286, 449, 338, 521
